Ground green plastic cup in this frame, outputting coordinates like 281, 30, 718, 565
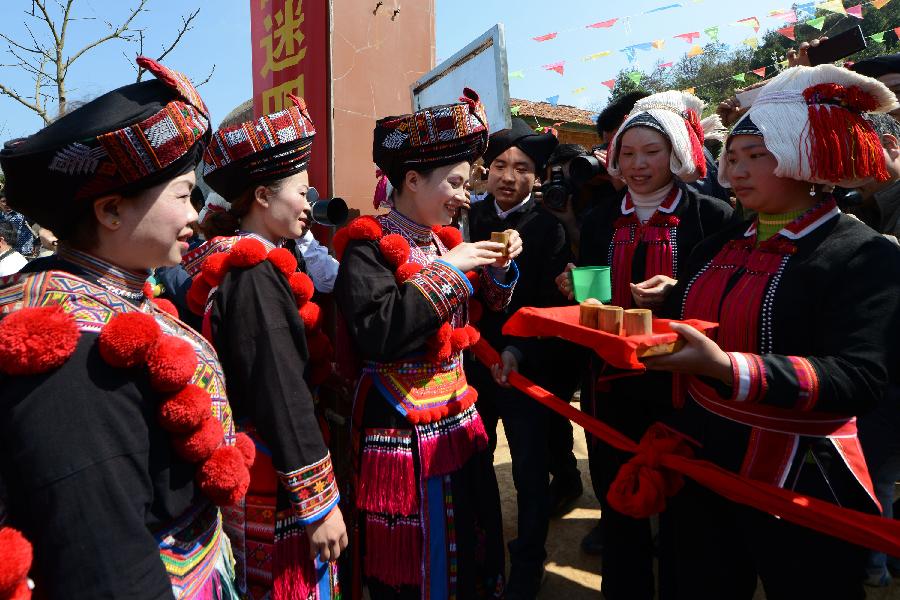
571, 266, 612, 303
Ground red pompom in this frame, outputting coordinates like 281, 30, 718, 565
332, 227, 351, 261
436, 226, 463, 249
379, 234, 411, 268
146, 335, 198, 392
347, 216, 383, 241
228, 237, 268, 268
158, 384, 212, 433
450, 328, 470, 353
464, 324, 481, 346
98, 312, 162, 369
267, 247, 298, 278
0, 527, 32, 598
152, 298, 179, 318
428, 322, 454, 363
307, 331, 334, 362
234, 433, 256, 468
173, 415, 224, 462
142, 281, 155, 299
431, 225, 442, 234
299, 302, 322, 332
309, 360, 332, 386
197, 445, 251, 506
289, 272, 315, 306
186, 277, 212, 316
201, 252, 230, 287
0, 307, 81, 376
468, 298, 484, 324
395, 262, 423, 284
465, 270, 481, 293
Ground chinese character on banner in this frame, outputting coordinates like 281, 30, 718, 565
251, 0, 330, 199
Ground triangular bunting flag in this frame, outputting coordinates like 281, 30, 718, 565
533, 32, 558, 42
687, 44, 704, 57
777, 25, 796, 40
806, 16, 826, 30
752, 67, 766, 77
509, 70, 525, 79
652, 39, 666, 49
683, 87, 696, 94
645, 3, 683, 13
704, 26, 719, 41
546, 95, 560, 106
770, 9, 798, 22
795, 1, 816, 19
660, 61, 674, 68
621, 48, 638, 62
847, 4, 863, 17
733, 73, 746, 82
870, 31, 886, 43
872, 0, 892, 7
736, 17, 761, 32
743, 36, 759, 49
535, 125, 545, 132
583, 51, 612, 61
674, 31, 701, 43
627, 71, 642, 85
543, 61, 565, 75
818, 0, 846, 14
510, 105, 521, 116
779, 59, 790, 68
601, 79, 617, 90
895, 26, 900, 39
572, 87, 587, 94
586, 18, 618, 28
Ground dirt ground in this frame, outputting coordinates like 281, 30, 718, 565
492, 421, 900, 600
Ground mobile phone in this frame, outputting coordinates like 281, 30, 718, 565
807, 25, 867, 67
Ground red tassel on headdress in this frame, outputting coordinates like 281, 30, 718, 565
374, 169, 393, 210
683, 109, 707, 179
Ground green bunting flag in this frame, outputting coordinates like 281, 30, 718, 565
704, 26, 719, 41
509, 70, 525, 79
510, 105, 521, 116
733, 73, 746, 82
871, 31, 886, 43
806, 16, 826, 30
627, 71, 643, 85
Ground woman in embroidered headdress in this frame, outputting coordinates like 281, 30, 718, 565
0, 57, 249, 599
555, 90, 734, 600
638, 65, 900, 599
333, 88, 522, 599
181, 96, 346, 599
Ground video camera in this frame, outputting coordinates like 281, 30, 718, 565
540, 145, 608, 211
307, 187, 349, 226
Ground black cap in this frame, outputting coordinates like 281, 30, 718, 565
482, 117, 559, 173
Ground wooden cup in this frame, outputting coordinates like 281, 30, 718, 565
597, 305, 624, 335
579, 298, 603, 329
623, 308, 653, 336
491, 231, 511, 257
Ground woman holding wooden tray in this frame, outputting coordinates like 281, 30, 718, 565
642, 65, 900, 599
556, 90, 733, 600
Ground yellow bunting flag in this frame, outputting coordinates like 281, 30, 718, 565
817, 0, 846, 14
687, 44, 704, 57
683, 87, 696, 94
872, 0, 892, 7
572, 87, 587, 94
652, 39, 666, 49
743, 36, 759, 49
583, 51, 612, 61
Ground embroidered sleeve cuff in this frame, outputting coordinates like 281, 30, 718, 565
786, 356, 820, 411
480, 260, 519, 312
277, 452, 341, 525
407, 260, 472, 322
727, 352, 767, 403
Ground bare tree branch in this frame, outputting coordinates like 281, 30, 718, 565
63, 0, 146, 73
136, 8, 199, 81
196, 63, 216, 87
0, 82, 49, 124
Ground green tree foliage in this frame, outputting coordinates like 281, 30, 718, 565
607, 1, 900, 111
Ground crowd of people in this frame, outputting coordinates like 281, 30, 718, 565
1, 43, 900, 600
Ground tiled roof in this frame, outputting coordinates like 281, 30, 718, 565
510, 98, 596, 126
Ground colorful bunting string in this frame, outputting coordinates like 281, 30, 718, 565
735, 17, 761, 32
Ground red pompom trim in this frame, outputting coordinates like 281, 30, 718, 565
450, 328, 470, 353
332, 227, 351, 261
146, 335, 198, 392
395, 262, 423, 284
173, 415, 224, 462
289, 272, 315, 306
466, 270, 481, 293
152, 298, 179, 318
267, 247, 298, 278
0, 527, 32, 598
299, 302, 322, 332
428, 322, 454, 363
234, 432, 256, 468
158, 384, 212, 433
468, 299, 484, 324
379, 234, 411, 268
197, 445, 251, 506
228, 237, 268, 268
186, 277, 212, 316
436, 226, 463, 249
347, 216, 383, 241
307, 331, 334, 362
0, 306, 81, 376
98, 312, 162, 369
201, 252, 230, 287
464, 324, 481, 346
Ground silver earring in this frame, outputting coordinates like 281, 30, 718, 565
809, 185, 817, 197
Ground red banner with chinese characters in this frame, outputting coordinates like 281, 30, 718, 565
250, 0, 329, 198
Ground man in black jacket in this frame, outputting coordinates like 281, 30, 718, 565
465, 118, 583, 599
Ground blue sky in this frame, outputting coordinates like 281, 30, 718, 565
0, 0, 819, 140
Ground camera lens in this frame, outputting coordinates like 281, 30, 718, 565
570, 155, 605, 186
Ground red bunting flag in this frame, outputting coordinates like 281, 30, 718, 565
777, 25, 796, 41
895, 26, 900, 39
602, 79, 616, 90
660, 61, 674, 68
543, 61, 566, 75
752, 67, 766, 77
736, 17, 761, 32
847, 4, 864, 18
533, 32, 558, 42
674, 31, 701, 43
587, 18, 618, 29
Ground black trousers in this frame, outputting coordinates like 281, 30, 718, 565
659, 480, 867, 600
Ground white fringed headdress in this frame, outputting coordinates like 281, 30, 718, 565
198, 192, 231, 227
607, 90, 708, 183
719, 64, 899, 188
